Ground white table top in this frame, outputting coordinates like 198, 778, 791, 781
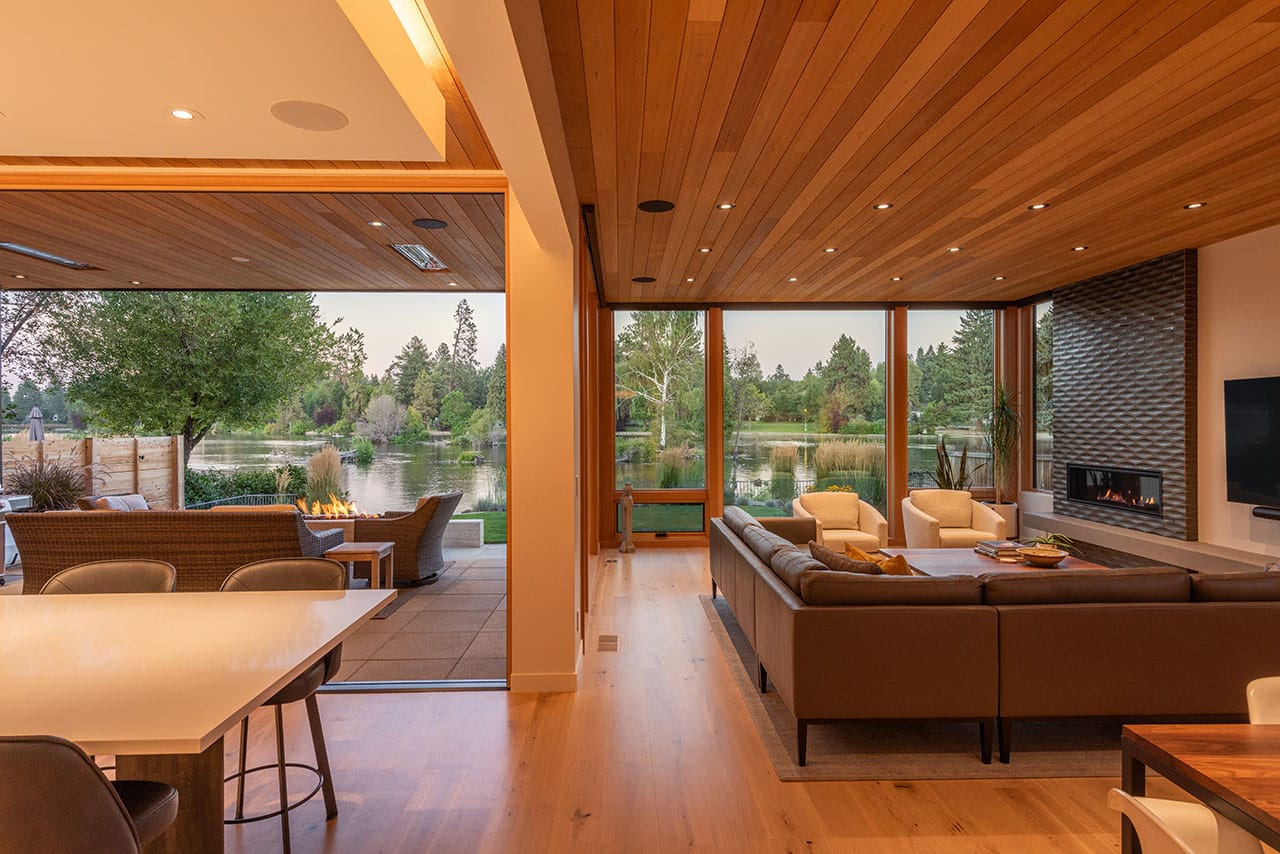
0, 589, 395, 755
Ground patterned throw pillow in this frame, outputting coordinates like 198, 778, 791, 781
808, 541, 881, 575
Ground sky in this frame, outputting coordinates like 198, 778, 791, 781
313, 292, 507, 377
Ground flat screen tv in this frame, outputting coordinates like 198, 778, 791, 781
1225, 376, 1280, 506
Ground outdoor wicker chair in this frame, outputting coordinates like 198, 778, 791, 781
352, 491, 462, 585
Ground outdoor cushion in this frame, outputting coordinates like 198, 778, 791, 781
938, 527, 997, 548
96, 493, 150, 511
909, 489, 972, 528
981, 566, 1191, 605
808, 541, 881, 575
742, 525, 794, 565
721, 505, 760, 539
796, 492, 859, 530
1191, 571, 1280, 602
770, 549, 826, 595
798, 572, 983, 606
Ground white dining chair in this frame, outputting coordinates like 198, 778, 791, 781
1108, 789, 1261, 854
1246, 676, 1280, 723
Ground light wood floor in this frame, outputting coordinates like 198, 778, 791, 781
227, 546, 1184, 852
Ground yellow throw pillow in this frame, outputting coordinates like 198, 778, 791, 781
843, 544, 914, 576
843, 543, 877, 562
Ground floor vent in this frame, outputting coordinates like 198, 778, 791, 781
597, 634, 620, 652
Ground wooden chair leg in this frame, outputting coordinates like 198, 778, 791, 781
235, 718, 249, 819
306, 694, 338, 820
797, 720, 809, 767
757, 662, 768, 693
999, 718, 1013, 764
979, 718, 994, 765
274, 706, 291, 854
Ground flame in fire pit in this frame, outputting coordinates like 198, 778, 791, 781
298, 494, 364, 517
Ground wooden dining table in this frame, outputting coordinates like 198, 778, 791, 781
1121, 723, 1280, 853
0, 588, 395, 854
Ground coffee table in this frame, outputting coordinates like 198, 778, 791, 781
879, 547, 1107, 577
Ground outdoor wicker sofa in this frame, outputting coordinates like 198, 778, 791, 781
352, 491, 463, 585
8, 510, 342, 593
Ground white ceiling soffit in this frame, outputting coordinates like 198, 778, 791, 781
0, 0, 446, 162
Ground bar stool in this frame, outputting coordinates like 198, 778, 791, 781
220, 557, 346, 853
40, 559, 177, 594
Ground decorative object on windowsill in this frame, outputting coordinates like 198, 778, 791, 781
1021, 532, 1078, 555
619, 482, 636, 553
1016, 546, 1069, 568
982, 381, 1021, 537
933, 435, 982, 491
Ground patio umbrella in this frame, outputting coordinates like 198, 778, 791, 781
27, 407, 44, 441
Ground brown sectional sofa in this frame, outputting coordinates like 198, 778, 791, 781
710, 506, 1280, 766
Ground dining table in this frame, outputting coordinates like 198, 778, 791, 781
1121, 723, 1280, 853
0, 588, 395, 854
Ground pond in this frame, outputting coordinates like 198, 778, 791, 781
187, 435, 506, 513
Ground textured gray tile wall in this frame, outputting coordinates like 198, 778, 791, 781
1052, 250, 1198, 540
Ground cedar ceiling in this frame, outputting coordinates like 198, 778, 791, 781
0, 192, 504, 292
540, 0, 1280, 304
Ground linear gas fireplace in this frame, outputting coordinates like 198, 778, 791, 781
1067, 465, 1163, 516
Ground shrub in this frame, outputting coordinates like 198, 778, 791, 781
359, 395, 406, 443
458, 450, 482, 464
312, 404, 338, 428
305, 445, 343, 503
814, 440, 884, 479
658, 445, 688, 488
182, 464, 307, 506
287, 419, 311, 436
769, 444, 798, 474
769, 473, 795, 501
353, 437, 375, 464
5, 457, 94, 510
616, 437, 657, 463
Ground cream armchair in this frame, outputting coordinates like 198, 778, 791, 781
791, 491, 888, 551
901, 489, 1006, 549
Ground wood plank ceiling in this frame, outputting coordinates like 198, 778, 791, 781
0, 192, 504, 292
540, 0, 1280, 304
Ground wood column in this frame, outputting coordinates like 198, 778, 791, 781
885, 307, 909, 544
705, 308, 725, 528
597, 310, 619, 549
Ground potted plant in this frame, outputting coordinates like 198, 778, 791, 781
985, 381, 1021, 536
933, 435, 981, 490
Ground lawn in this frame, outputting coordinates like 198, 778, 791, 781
454, 511, 507, 544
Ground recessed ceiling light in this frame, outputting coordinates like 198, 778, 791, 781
129, 280, 142, 285
169, 108, 200, 121
632, 276, 656, 283
993, 276, 1006, 281
1028, 202, 1050, 210
716, 203, 736, 210
367, 220, 385, 227
637, 199, 675, 213
447, 281, 459, 287
823, 247, 837, 253
946, 246, 962, 253
788, 277, 798, 282
891, 276, 903, 281
412, 218, 447, 230
1072, 245, 1088, 252
685, 277, 695, 283
231, 256, 251, 263
1183, 202, 1207, 209
698, 247, 712, 253
13, 274, 26, 279
873, 203, 893, 210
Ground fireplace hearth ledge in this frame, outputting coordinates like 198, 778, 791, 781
1021, 510, 1270, 574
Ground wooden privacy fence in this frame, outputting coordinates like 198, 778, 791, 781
2, 436, 184, 510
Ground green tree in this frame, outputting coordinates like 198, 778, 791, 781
486, 344, 507, 421
945, 309, 994, 425
1035, 305, 1054, 430
439, 390, 473, 435
40, 292, 334, 463
389, 336, 432, 405
724, 344, 766, 485
411, 372, 440, 424
615, 311, 702, 448
818, 334, 874, 432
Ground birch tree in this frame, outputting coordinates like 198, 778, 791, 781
614, 311, 702, 448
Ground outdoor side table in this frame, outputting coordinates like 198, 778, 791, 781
326, 540, 395, 590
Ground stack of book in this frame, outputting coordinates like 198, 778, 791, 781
975, 540, 1024, 560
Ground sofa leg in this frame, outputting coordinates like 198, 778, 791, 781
979, 718, 994, 765
999, 719, 1013, 764
797, 720, 809, 767
757, 662, 768, 693
711, 579, 717, 599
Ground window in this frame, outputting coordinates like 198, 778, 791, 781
906, 309, 995, 490
1034, 300, 1053, 488
613, 310, 706, 489
722, 310, 887, 515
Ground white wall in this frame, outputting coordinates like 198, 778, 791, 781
1198, 222, 1280, 556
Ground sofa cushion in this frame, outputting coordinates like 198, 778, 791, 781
721, 505, 759, 539
809, 541, 881, 574
1192, 571, 1280, 602
742, 525, 794, 565
797, 492, 859, 530
770, 549, 827, 595
910, 490, 972, 528
96, 494, 150, 511
938, 527, 997, 548
981, 567, 1191, 605
799, 571, 983, 606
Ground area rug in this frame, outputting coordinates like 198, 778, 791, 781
700, 595, 1122, 781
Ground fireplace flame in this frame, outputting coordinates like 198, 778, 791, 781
1097, 488, 1158, 509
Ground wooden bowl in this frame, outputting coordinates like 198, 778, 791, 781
1017, 546, 1069, 568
